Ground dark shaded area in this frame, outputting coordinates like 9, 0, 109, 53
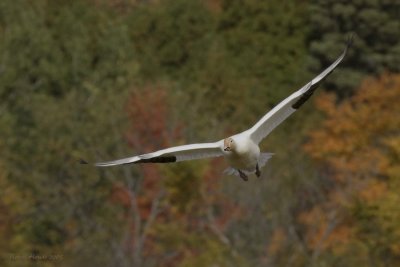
0, 1, 398, 267
136, 156, 177, 164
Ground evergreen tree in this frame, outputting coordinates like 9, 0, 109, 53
307, 0, 400, 96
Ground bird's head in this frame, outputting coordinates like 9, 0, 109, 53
224, 137, 236, 152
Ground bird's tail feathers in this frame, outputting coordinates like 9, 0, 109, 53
258, 152, 274, 168
223, 152, 274, 177
223, 168, 253, 177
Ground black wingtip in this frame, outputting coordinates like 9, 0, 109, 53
346, 33, 355, 48
79, 158, 89, 165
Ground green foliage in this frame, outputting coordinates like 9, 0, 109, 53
128, 0, 215, 80
1, 90, 135, 266
163, 162, 205, 214
307, 0, 400, 96
0, 0, 136, 101
0, 0, 313, 265
126, 0, 309, 140
218, 0, 308, 96
0, 0, 139, 266
2, 0, 397, 266
198, 0, 308, 133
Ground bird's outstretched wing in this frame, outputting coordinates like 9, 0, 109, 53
84, 141, 224, 167
247, 35, 353, 144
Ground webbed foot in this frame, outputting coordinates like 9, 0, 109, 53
255, 164, 261, 178
238, 170, 248, 181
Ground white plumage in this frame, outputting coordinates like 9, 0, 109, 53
83, 37, 352, 181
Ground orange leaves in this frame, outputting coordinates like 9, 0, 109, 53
314, 92, 337, 118
268, 227, 286, 255
358, 180, 387, 203
298, 204, 352, 251
125, 87, 181, 152
302, 73, 400, 260
305, 73, 400, 181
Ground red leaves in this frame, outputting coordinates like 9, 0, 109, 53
109, 85, 240, 266
125, 87, 173, 152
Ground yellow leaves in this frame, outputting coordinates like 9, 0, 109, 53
306, 73, 400, 180
268, 227, 286, 255
298, 206, 353, 253
383, 136, 400, 177
358, 180, 387, 203
302, 73, 400, 261
152, 214, 246, 267
314, 92, 337, 117
162, 161, 206, 215
0, 162, 32, 258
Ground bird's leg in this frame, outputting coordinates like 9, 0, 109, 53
238, 170, 248, 181
255, 164, 261, 178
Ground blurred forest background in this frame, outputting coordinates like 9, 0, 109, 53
0, 0, 399, 266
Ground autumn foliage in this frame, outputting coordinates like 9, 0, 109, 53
302, 74, 400, 265
108, 86, 242, 266
1, 0, 399, 266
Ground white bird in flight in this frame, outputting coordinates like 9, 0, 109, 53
82, 37, 352, 181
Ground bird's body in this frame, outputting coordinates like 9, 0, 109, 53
82, 36, 353, 181
223, 133, 260, 172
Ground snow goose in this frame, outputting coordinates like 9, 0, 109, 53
82, 36, 352, 181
